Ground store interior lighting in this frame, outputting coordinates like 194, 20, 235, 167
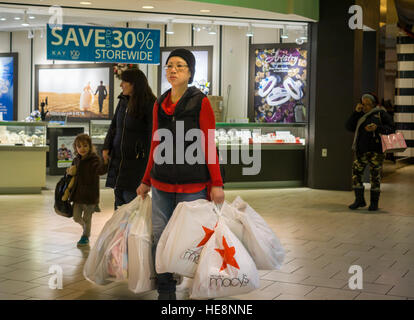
21, 10, 29, 27
246, 23, 254, 37
166, 19, 174, 34
281, 25, 289, 39
208, 21, 217, 35
27, 29, 34, 39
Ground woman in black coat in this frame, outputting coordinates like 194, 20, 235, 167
102, 68, 156, 209
346, 93, 395, 211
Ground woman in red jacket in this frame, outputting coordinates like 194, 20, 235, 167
137, 49, 224, 300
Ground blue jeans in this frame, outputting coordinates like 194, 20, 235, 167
152, 187, 207, 294
114, 188, 137, 210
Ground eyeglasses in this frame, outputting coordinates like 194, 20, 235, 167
164, 64, 188, 72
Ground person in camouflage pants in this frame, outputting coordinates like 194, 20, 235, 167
346, 93, 394, 211
352, 152, 385, 192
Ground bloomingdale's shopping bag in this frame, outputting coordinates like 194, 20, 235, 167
381, 132, 407, 153
228, 196, 285, 270
83, 198, 139, 285
190, 217, 260, 299
156, 199, 219, 278
128, 196, 156, 294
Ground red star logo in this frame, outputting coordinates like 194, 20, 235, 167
196, 225, 215, 247
215, 236, 240, 271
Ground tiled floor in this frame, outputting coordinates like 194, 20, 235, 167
0, 160, 413, 300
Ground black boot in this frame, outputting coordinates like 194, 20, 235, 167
349, 188, 366, 210
368, 190, 380, 211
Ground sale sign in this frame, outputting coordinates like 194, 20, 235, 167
47, 24, 160, 64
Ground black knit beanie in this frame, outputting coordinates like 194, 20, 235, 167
166, 48, 195, 84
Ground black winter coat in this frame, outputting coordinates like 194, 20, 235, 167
346, 109, 395, 154
71, 153, 108, 205
103, 94, 154, 191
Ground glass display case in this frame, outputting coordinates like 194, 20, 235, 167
215, 123, 306, 188
0, 121, 47, 146
90, 120, 111, 145
215, 123, 306, 147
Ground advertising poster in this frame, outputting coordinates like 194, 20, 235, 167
37, 65, 111, 120
0, 56, 15, 121
57, 136, 76, 168
253, 47, 307, 123
47, 24, 160, 64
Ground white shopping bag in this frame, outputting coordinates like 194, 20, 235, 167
156, 199, 219, 278
128, 196, 156, 294
84, 197, 141, 285
190, 216, 260, 299
230, 196, 285, 270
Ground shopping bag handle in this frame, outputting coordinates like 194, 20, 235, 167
212, 202, 223, 216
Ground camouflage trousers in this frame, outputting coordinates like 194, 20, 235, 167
352, 152, 385, 191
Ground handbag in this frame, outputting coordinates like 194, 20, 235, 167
381, 132, 407, 153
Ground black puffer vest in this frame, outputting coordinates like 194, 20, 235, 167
150, 87, 210, 184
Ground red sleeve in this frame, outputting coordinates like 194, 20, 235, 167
199, 97, 223, 187
142, 102, 159, 186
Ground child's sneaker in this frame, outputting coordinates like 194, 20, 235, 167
77, 236, 89, 247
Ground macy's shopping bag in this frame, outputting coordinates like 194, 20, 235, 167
156, 199, 219, 278
84, 197, 140, 285
381, 132, 407, 153
128, 196, 156, 293
225, 197, 285, 270
190, 216, 260, 299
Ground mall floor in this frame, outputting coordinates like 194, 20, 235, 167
0, 160, 413, 300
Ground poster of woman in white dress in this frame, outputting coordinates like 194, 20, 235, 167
37, 65, 111, 120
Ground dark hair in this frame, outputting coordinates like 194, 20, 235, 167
121, 69, 156, 119
73, 133, 96, 156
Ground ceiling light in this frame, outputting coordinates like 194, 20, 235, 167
14, 17, 21, 20
200, 9, 210, 13
281, 25, 289, 39
29, 16, 36, 20
193, 25, 201, 32
208, 21, 217, 35
80, 1, 92, 5
166, 20, 174, 35
142, 6, 154, 9
21, 10, 29, 27
28, 29, 34, 39
0, 18, 6, 21
246, 23, 254, 37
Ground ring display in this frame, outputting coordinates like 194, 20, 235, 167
283, 77, 303, 101
258, 76, 279, 97
266, 87, 290, 106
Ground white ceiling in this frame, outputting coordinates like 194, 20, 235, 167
0, 0, 312, 32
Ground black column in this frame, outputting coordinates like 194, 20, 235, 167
308, 0, 364, 190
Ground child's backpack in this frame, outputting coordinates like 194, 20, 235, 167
54, 173, 74, 218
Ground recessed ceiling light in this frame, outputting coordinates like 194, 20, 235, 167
14, 17, 21, 20
142, 6, 154, 9
200, 9, 210, 13
29, 16, 36, 19
80, 1, 92, 5
22, 22, 30, 27
0, 18, 6, 21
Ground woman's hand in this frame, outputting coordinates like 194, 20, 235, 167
365, 123, 377, 132
210, 186, 225, 204
102, 149, 110, 163
137, 183, 151, 199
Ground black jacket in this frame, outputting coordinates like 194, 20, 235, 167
103, 94, 154, 191
150, 87, 210, 184
71, 153, 108, 205
346, 109, 395, 154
